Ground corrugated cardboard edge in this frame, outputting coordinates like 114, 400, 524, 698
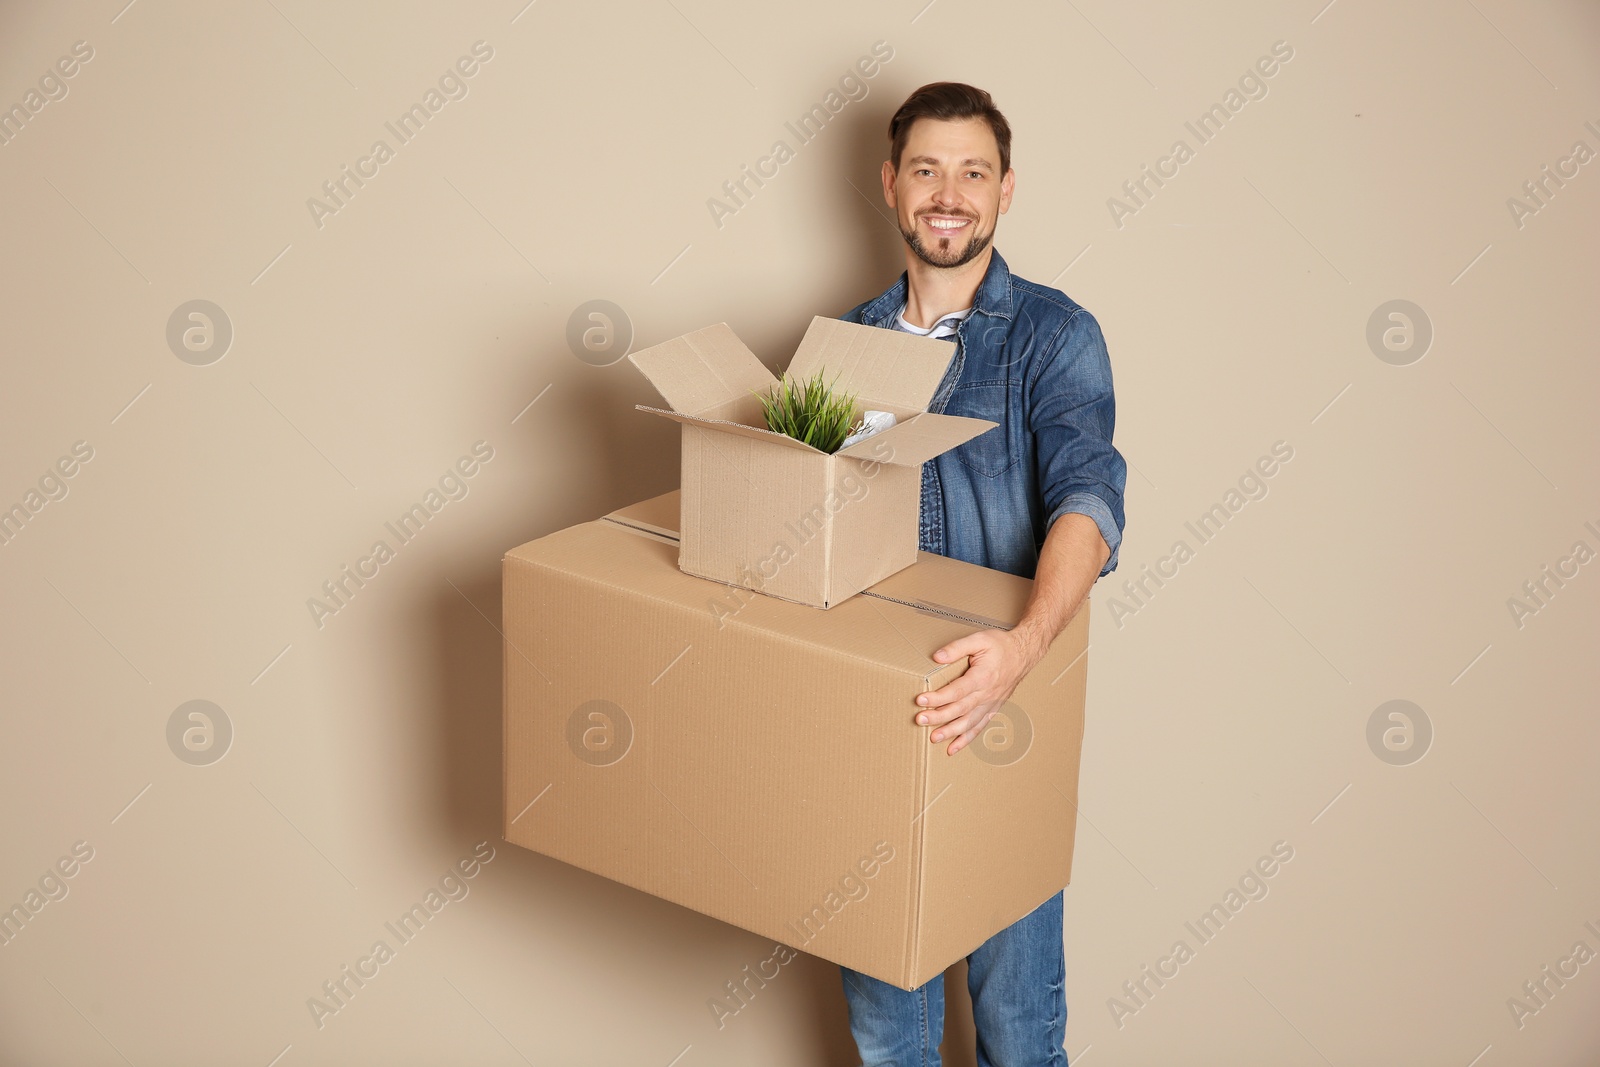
906, 654, 969, 989
603, 516, 679, 546
605, 491, 679, 532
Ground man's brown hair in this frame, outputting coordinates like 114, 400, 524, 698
888, 82, 1013, 176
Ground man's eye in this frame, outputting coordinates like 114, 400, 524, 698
966, 172, 984, 179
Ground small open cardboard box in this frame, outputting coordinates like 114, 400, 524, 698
502, 490, 1089, 990
627, 316, 997, 608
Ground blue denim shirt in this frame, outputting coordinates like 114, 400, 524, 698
841, 249, 1127, 580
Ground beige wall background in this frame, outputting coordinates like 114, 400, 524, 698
1, 0, 1596, 1064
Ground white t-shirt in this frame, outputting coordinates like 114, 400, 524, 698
893, 304, 972, 340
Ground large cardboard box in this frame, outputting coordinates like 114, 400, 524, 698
502, 491, 1091, 990
626, 317, 997, 608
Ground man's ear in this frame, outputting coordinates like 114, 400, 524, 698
999, 167, 1016, 215
880, 159, 898, 209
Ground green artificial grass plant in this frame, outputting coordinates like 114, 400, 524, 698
754, 369, 859, 454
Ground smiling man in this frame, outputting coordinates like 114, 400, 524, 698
837, 82, 1127, 1067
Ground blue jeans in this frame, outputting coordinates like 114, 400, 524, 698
839, 890, 1067, 1067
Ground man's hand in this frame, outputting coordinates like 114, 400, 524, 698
913, 511, 1109, 757
915, 626, 1047, 756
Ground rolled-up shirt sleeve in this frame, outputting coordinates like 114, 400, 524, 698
1029, 307, 1128, 577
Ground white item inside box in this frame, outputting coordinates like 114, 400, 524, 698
840, 410, 896, 449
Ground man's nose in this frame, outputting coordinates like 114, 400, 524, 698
931, 179, 962, 208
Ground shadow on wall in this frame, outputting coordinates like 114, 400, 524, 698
425, 367, 674, 840
760, 87, 912, 364
834, 90, 910, 309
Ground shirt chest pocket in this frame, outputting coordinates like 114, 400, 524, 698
942, 382, 1016, 478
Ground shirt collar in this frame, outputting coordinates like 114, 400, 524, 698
859, 248, 1015, 327
895, 304, 972, 336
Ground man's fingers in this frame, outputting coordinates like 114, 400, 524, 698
947, 708, 998, 755
916, 670, 983, 713
933, 632, 990, 663
930, 698, 990, 743
916, 696, 969, 732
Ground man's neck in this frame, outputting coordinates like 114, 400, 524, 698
900, 245, 992, 330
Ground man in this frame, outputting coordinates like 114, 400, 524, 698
836, 82, 1127, 1067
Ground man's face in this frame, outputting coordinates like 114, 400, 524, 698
882, 117, 1014, 269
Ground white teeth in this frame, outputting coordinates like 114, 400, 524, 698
927, 218, 967, 229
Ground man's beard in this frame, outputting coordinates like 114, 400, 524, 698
899, 212, 994, 269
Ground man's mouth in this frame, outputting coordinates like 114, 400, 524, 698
921, 214, 974, 233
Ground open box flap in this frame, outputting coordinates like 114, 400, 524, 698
627, 323, 776, 417
785, 316, 958, 412
836, 412, 999, 467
